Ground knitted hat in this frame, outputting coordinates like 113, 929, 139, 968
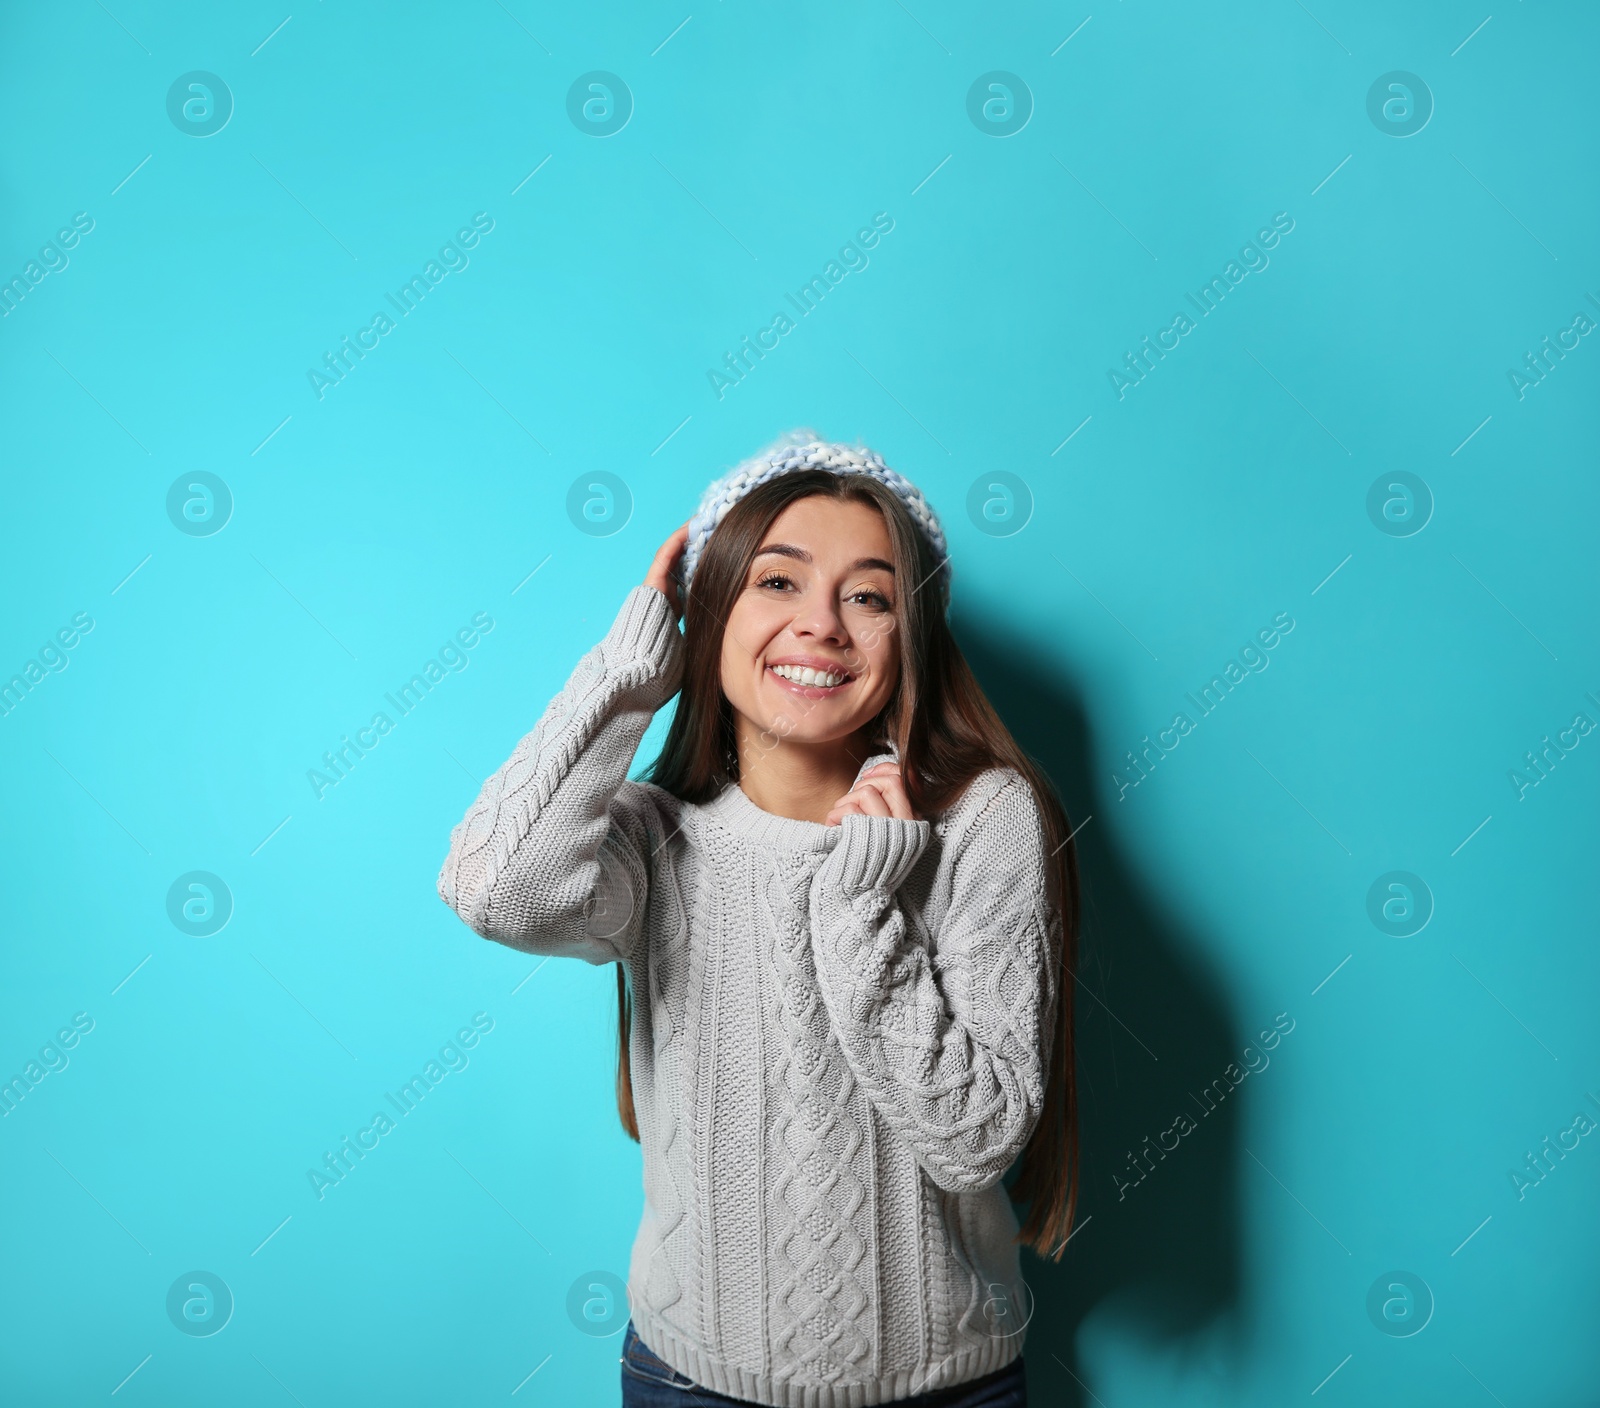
679, 430, 950, 593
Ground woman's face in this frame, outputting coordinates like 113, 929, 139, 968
719, 494, 901, 755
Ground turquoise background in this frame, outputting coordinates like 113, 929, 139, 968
2, 1, 1596, 1404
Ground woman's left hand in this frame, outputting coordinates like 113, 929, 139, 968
825, 762, 919, 825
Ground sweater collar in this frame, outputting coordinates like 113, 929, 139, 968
852, 737, 900, 782
703, 740, 900, 852
704, 781, 839, 852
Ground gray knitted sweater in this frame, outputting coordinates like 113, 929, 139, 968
437, 585, 1059, 1408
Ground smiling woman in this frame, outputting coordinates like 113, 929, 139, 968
437, 431, 1083, 1408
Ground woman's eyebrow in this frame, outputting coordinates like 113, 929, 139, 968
753, 542, 810, 563
753, 543, 896, 574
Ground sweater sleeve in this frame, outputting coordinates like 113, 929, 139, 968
436, 584, 683, 966
807, 772, 1059, 1193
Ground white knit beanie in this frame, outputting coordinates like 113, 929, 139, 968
679, 430, 950, 593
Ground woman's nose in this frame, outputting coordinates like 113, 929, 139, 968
791, 592, 847, 642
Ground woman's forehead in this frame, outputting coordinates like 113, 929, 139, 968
761, 495, 893, 559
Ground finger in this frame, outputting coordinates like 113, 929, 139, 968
872, 777, 914, 821
644, 526, 692, 616
650, 526, 689, 579
853, 783, 892, 818
864, 776, 914, 821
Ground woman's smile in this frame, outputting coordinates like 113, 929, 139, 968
765, 656, 856, 696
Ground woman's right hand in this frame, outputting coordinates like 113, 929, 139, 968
644, 522, 691, 621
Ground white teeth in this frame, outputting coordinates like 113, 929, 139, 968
771, 663, 845, 687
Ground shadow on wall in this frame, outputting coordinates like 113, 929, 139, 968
957, 614, 1244, 1406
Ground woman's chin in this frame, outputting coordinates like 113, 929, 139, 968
755, 715, 866, 749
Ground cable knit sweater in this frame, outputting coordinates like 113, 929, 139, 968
437, 585, 1059, 1408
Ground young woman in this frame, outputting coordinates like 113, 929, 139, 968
438, 434, 1080, 1408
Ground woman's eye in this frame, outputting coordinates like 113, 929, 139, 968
850, 589, 892, 610
756, 573, 792, 592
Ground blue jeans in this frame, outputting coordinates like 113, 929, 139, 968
619, 1321, 1028, 1407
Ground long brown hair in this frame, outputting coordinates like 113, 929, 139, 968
615, 469, 1082, 1261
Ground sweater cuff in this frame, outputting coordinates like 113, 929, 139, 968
830, 813, 931, 894
602, 584, 683, 698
